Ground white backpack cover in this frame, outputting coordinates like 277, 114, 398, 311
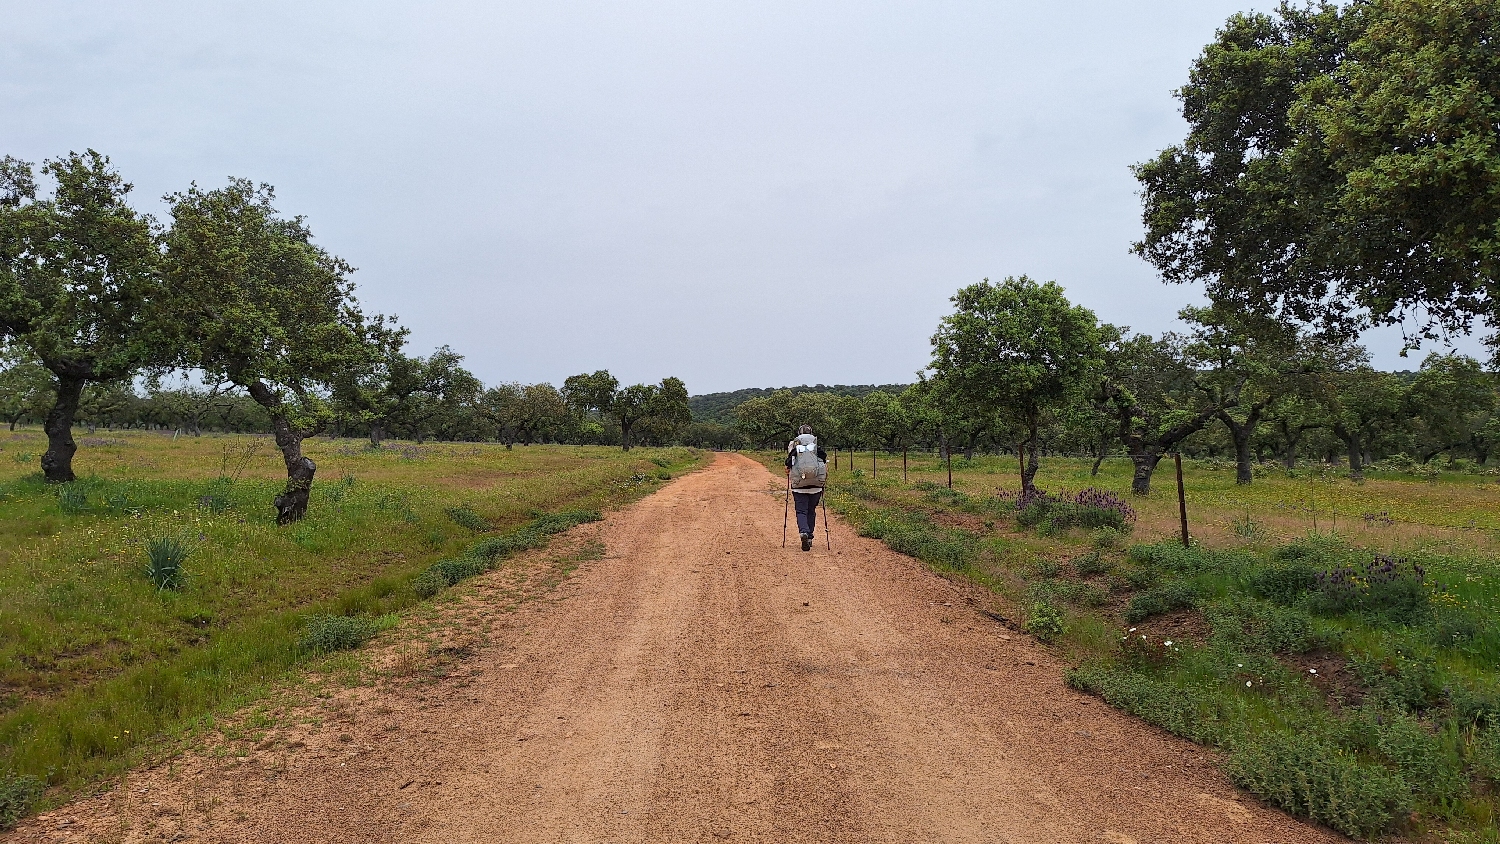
789, 434, 827, 489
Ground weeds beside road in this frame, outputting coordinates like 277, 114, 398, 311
758, 450, 1500, 842
0, 430, 701, 826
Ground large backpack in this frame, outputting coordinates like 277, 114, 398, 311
789, 434, 827, 489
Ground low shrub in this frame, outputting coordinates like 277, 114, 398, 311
920, 485, 969, 508
1207, 599, 1316, 654
1124, 582, 1198, 623
428, 555, 490, 586
1030, 559, 1062, 579
1251, 564, 1319, 605
1066, 664, 1233, 745
1117, 629, 1185, 669
1448, 684, 1500, 727
1368, 711, 1467, 810
1006, 487, 1136, 533
1353, 647, 1442, 712
1023, 600, 1065, 643
1227, 730, 1410, 839
410, 569, 447, 599
144, 536, 190, 590
470, 509, 602, 560
0, 771, 42, 831
1070, 583, 1110, 607
1073, 550, 1112, 576
861, 512, 974, 571
298, 614, 393, 653
527, 509, 602, 535
1313, 554, 1431, 623
444, 506, 492, 532
1090, 527, 1123, 550
1472, 726, 1500, 785
1127, 542, 1250, 576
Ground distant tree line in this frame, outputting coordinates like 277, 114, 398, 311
729, 0, 1496, 498
722, 280, 1500, 494
0, 152, 688, 523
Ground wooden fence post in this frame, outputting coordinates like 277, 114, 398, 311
1175, 452, 1190, 548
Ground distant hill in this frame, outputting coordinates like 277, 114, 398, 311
689, 384, 910, 424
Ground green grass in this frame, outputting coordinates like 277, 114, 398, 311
0, 430, 702, 824
762, 449, 1500, 840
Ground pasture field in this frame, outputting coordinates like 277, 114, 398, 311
765, 449, 1500, 841
0, 430, 701, 817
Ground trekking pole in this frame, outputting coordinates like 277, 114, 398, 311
782, 473, 791, 548
822, 494, 831, 550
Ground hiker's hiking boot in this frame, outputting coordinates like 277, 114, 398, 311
801, 534, 812, 552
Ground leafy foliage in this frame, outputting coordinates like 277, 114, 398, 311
1227, 730, 1410, 840
0, 770, 42, 831
144, 536, 189, 590
298, 614, 393, 653
1023, 601, 1065, 643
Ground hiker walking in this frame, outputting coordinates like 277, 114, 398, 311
785, 424, 828, 551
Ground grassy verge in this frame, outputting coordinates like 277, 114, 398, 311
0, 431, 700, 826
756, 450, 1500, 842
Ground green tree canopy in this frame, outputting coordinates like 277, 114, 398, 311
1137, 0, 1500, 353
0, 151, 165, 481
161, 179, 395, 523
930, 276, 1105, 493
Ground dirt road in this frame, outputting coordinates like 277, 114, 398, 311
12, 453, 1342, 843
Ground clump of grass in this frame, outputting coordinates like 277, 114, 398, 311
1231, 511, 1264, 540
0, 771, 43, 831
1124, 582, 1198, 623
444, 506, 492, 532
1023, 600, 1065, 642
196, 479, 233, 513
298, 614, 395, 654
56, 483, 88, 514
1227, 730, 1410, 839
1074, 550, 1112, 576
324, 475, 356, 504
144, 536, 190, 590
1473, 727, 1500, 785
414, 509, 605, 598
1090, 527, 1123, 550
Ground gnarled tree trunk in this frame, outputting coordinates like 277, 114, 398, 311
1332, 423, 1363, 480
1020, 429, 1040, 494
41, 374, 84, 483
248, 381, 319, 524
1130, 452, 1162, 495
1217, 405, 1264, 486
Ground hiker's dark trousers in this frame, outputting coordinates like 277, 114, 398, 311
793, 490, 822, 537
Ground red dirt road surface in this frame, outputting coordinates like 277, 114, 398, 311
10, 453, 1343, 843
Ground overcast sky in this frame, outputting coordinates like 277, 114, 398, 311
3, 1, 1484, 393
